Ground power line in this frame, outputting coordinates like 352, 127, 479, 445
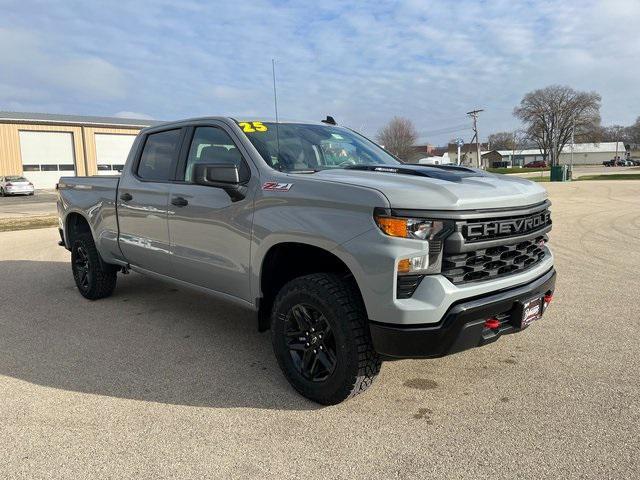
418, 123, 471, 137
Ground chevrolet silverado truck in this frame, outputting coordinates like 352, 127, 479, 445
57, 117, 555, 404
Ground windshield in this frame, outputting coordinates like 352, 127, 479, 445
6, 176, 28, 182
237, 122, 401, 172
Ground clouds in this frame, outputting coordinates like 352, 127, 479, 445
0, 0, 638, 144
0, 27, 126, 103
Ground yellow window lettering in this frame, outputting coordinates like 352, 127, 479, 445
238, 121, 268, 133
239, 122, 255, 133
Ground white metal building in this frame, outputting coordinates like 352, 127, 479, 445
497, 142, 627, 167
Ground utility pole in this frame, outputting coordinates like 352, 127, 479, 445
467, 109, 484, 168
570, 119, 575, 171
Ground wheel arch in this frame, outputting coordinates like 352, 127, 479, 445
64, 211, 93, 248
256, 241, 367, 331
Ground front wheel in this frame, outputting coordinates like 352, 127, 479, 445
71, 233, 117, 300
271, 273, 381, 405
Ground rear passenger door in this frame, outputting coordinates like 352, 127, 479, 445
117, 128, 184, 276
167, 123, 257, 301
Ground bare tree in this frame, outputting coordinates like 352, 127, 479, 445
376, 117, 418, 161
577, 124, 626, 144
514, 85, 601, 166
599, 125, 628, 143
488, 131, 522, 150
626, 117, 640, 147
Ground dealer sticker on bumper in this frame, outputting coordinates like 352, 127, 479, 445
521, 297, 543, 327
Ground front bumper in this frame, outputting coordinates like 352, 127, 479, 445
369, 267, 556, 359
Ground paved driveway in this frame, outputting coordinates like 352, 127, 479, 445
0, 190, 57, 219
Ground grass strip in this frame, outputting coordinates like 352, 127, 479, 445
577, 174, 640, 181
0, 215, 58, 232
488, 167, 550, 174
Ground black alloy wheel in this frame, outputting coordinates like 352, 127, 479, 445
71, 233, 118, 300
284, 303, 338, 382
72, 245, 92, 294
271, 273, 381, 405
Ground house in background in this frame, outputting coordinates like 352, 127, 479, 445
447, 142, 490, 167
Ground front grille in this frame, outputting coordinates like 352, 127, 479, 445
442, 235, 547, 285
461, 208, 551, 243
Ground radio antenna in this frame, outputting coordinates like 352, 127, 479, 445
272, 59, 281, 164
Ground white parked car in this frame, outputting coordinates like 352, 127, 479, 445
0, 176, 35, 196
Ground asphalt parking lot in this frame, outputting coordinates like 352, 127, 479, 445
1, 181, 639, 479
0, 190, 57, 219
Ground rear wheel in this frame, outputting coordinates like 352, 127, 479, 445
271, 273, 381, 405
71, 233, 117, 300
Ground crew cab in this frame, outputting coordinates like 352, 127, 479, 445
57, 117, 556, 404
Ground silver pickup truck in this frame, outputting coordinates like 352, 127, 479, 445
57, 117, 556, 404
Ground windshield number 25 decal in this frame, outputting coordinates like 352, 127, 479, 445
239, 121, 268, 133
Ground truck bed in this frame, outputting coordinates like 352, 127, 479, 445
57, 175, 123, 264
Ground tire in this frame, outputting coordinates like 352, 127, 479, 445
271, 273, 381, 405
0, 188, 5, 197
71, 233, 117, 300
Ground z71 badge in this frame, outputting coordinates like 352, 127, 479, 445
262, 182, 293, 192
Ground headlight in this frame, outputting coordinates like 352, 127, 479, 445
374, 213, 451, 276
374, 215, 444, 240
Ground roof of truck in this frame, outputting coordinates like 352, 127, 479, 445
143, 116, 331, 130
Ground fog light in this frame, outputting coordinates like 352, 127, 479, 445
398, 255, 428, 274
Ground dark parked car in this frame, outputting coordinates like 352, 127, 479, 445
603, 159, 625, 167
524, 161, 548, 168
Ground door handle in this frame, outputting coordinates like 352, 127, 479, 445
120, 192, 133, 201
171, 196, 189, 207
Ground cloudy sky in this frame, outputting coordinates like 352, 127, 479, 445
1, 0, 638, 144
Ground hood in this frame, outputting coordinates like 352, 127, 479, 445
311, 165, 548, 210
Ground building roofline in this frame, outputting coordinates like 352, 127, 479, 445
0, 111, 157, 128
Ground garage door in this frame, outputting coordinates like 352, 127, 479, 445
19, 131, 76, 189
95, 134, 136, 175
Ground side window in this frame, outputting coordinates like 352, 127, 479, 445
184, 127, 248, 182
137, 129, 182, 181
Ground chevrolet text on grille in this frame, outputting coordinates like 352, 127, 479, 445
465, 210, 551, 239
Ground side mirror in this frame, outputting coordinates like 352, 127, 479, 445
193, 163, 247, 201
